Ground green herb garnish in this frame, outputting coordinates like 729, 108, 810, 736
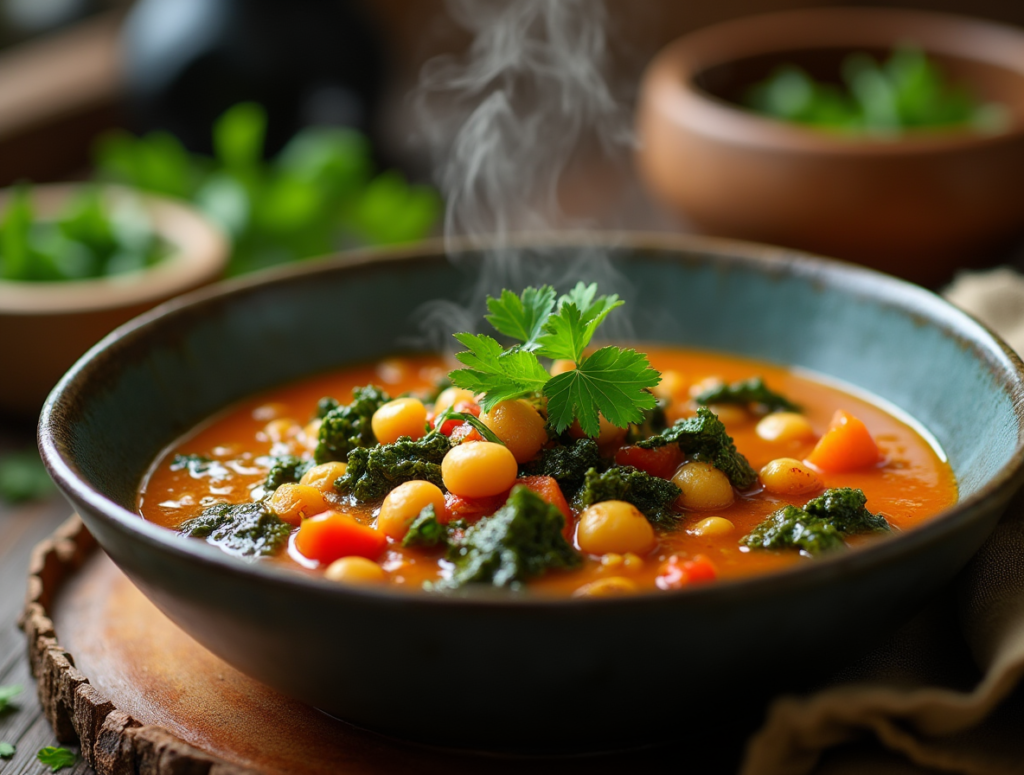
0, 742, 13, 759
0, 452, 55, 504
94, 103, 441, 277
449, 284, 660, 438
694, 376, 800, 413
0, 685, 21, 713
36, 746, 78, 772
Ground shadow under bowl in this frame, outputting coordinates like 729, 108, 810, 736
636, 8, 1024, 286
38, 235, 1024, 751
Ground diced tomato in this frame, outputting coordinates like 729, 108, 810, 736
443, 490, 509, 524
655, 554, 717, 590
449, 425, 483, 444
515, 475, 575, 541
806, 409, 880, 472
614, 444, 684, 479
295, 511, 386, 564
434, 400, 482, 436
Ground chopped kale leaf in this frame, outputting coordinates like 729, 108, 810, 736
178, 501, 290, 558
263, 454, 314, 491
442, 486, 580, 589
636, 407, 757, 489
315, 396, 340, 419
804, 487, 890, 535
741, 505, 845, 556
574, 465, 681, 528
314, 385, 391, 464
338, 431, 451, 502
741, 487, 889, 556
694, 376, 801, 413
401, 505, 449, 549
521, 438, 603, 500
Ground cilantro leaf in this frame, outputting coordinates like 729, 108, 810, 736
545, 347, 660, 436
485, 286, 556, 350
449, 334, 550, 410
0, 742, 13, 759
37, 746, 78, 772
534, 285, 623, 364
0, 684, 22, 713
561, 282, 622, 332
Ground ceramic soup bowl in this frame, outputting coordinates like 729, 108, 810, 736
38, 236, 1024, 751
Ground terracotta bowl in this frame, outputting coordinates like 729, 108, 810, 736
0, 184, 228, 417
38, 235, 1024, 752
635, 8, 1024, 287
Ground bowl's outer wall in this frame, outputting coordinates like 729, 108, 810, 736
44, 243, 1024, 749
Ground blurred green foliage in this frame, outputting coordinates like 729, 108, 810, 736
744, 46, 1009, 136
0, 185, 167, 282
0, 450, 55, 503
94, 103, 442, 276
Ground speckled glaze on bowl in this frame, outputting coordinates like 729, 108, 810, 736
38, 236, 1024, 751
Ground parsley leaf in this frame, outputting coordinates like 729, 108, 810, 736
37, 746, 78, 772
0, 451, 56, 504
0, 742, 13, 759
485, 286, 556, 350
546, 347, 660, 436
450, 334, 551, 410
450, 285, 660, 438
0, 684, 21, 713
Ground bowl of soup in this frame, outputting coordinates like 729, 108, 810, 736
38, 235, 1024, 751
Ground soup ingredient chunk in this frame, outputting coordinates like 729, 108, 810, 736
577, 500, 657, 556
694, 376, 800, 414
441, 441, 518, 498
296, 511, 387, 563
522, 438, 603, 500
314, 385, 391, 464
324, 556, 387, 585
178, 501, 290, 558
479, 399, 548, 463
268, 483, 328, 525
378, 480, 446, 540
756, 412, 815, 443
672, 461, 735, 511
758, 458, 823, 496
262, 454, 315, 492
806, 409, 880, 472
637, 407, 758, 489
741, 487, 890, 556
576, 466, 681, 527
440, 486, 581, 589
338, 431, 451, 501
372, 397, 428, 444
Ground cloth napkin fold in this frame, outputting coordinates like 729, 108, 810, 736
742, 267, 1024, 775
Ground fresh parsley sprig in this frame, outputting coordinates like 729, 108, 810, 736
37, 746, 78, 772
449, 284, 660, 437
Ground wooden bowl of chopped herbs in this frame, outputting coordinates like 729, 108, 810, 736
0, 183, 227, 416
635, 8, 1024, 286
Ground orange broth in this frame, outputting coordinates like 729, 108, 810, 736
139, 347, 957, 595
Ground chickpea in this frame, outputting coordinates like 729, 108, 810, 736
757, 412, 815, 443
572, 576, 638, 597
569, 414, 628, 449
324, 556, 387, 585
706, 403, 749, 426
299, 461, 348, 494
372, 397, 427, 445
263, 418, 300, 443
377, 480, 446, 540
480, 399, 548, 463
550, 359, 576, 376
653, 369, 687, 402
577, 500, 656, 556
433, 387, 476, 416
689, 516, 735, 537
269, 483, 328, 525
672, 462, 734, 511
441, 441, 518, 498
759, 457, 823, 496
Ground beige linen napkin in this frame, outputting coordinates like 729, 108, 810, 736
741, 267, 1024, 775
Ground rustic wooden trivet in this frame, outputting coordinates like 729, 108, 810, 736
19, 515, 256, 775
19, 516, 751, 775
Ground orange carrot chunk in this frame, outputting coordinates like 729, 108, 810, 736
295, 511, 386, 564
805, 409, 880, 472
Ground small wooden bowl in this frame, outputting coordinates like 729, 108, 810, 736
635, 8, 1024, 286
0, 184, 228, 417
